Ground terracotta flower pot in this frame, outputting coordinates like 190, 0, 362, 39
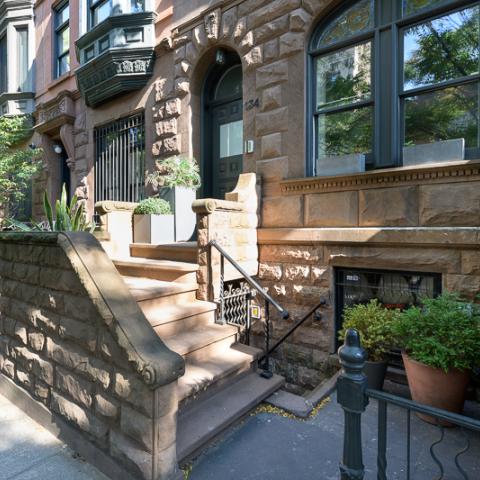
402, 353, 470, 426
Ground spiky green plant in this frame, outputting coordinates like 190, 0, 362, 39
6, 184, 95, 232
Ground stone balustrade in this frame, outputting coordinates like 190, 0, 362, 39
0, 232, 184, 480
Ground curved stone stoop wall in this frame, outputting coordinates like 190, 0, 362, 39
0, 232, 185, 480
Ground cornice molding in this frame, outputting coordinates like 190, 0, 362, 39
280, 161, 480, 195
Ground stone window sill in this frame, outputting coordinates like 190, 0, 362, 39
280, 160, 480, 195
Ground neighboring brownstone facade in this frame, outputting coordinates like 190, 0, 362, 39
31, 0, 480, 391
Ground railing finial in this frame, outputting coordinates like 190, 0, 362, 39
338, 328, 367, 381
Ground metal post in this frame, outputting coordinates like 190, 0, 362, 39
337, 329, 369, 480
219, 253, 225, 324
261, 299, 273, 379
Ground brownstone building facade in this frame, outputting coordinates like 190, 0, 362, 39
32, 0, 480, 391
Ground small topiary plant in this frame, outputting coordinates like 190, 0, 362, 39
338, 299, 400, 362
394, 292, 480, 372
133, 197, 172, 215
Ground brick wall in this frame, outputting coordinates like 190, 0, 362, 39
0, 232, 183, 480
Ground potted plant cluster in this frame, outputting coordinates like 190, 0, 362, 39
339, 299, 399, 390
133, 197, 173, 244
146, 155, 201, 242
394, 292, 480, 422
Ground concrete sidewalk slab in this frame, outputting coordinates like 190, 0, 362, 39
0, 394, 108, 480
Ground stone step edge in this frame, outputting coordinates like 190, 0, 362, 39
123, 277, 198, 302
145, 300, 217, 328
113, 257, 199, 272
163, 324, 238, 357
177, 370, 285, 463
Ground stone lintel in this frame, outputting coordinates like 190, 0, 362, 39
257, 227, 480, 248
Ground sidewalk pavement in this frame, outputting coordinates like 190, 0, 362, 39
188, 390, 480, 480
0, 394, 107, 480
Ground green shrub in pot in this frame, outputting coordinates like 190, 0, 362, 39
394, 292, 480, 420
338, 299, 399, 390
133, 198, 174, 244
133, 197, 172, 215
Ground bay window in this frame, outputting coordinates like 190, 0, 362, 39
309, 0, 480, 175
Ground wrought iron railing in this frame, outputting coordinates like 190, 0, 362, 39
209, 240, 325, 378
337, 329, 480, 480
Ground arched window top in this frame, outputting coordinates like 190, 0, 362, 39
214, 65, 242, 101
312, 0, 374, 50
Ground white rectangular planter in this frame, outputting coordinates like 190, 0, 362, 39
317, 153, 366, 177
133, 214, 175, 244
159, 187, 197, 242
403, 138, 465, 166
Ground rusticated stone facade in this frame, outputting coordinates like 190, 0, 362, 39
0, 232, 184, 480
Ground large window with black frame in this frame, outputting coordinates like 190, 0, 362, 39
94, 112, 145, 203
309, 0, 480, 176
54, 1, 70, 78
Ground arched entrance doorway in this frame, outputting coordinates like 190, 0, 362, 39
203, 52, 243, 199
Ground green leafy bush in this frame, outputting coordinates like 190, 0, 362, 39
6, 184, 95, 232
0, 116, 41, 218
146, 156, 201, 190
338, 299, 400, 362
134, 197, 172, 215
394, 293, 480, 372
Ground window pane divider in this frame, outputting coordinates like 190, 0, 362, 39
309, 31, 374, 57
315, 99, 374, 116
401, 74, 480, 98
398, 0, 479, 27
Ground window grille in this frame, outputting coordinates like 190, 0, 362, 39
94, 112, 145, 203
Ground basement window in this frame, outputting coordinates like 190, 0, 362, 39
335, 267, 441, 350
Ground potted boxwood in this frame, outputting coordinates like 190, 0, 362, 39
394, 293, 480, 423
133, 197, 174, 244
338, 299, 399, 390
146, 155, 201, 242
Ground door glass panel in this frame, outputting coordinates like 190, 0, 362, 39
316, 0, 374, 48
220, 120, 243, 158
404, 83, 479, 159
403, 6, 480, 91
317, 106, 373, 159
215, 65, 242, 101
316, 41, 372, 110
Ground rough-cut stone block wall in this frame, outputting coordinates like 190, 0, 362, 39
0, 233, 183, 480
255, 233, 480, 392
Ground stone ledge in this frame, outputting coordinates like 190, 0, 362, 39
192, 198, 244, 214
95, 201, 138, 214
258, 227, 480, 248
280, 161, 480, 195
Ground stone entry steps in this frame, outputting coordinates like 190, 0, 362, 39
130, 241, 197, 263
177, 370, 284, 462
116, 246, 285, 462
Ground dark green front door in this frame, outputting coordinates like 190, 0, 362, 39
211, 98, 243, 199
203, 59, 243, 199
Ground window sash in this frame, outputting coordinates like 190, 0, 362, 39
309, 0, 480, 174
0, 35, 7, 94
54, 2, 70, 78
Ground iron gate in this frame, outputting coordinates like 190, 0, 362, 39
94, 112, 145, 203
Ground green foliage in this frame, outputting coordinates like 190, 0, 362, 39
338, 299, 400, 362
133, 197, 172, 215
146, 156, 201, 191
394, 293, 480, 372
6, 184, 95, 232
0, 116, 41, 215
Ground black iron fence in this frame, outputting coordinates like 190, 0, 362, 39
337, 329, 480, 480
94, 112, 145, 203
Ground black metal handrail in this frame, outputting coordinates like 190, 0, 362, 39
259, 300, 326, 363
209, 240, 289, 319
209, 240, 290, 378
